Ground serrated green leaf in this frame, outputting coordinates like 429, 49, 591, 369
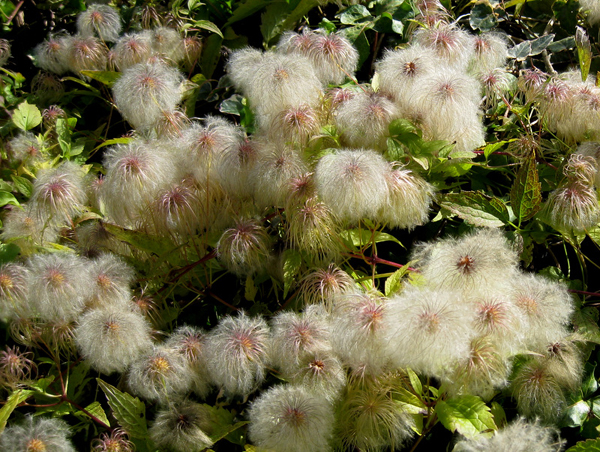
204, 404, 250, 443
194, 19, 224, 38
435, 395, 496, 439
282, 248, 302, 298
385, 266, 409, 296
470, 1, 497, 31
510, 153, 541, 224
97, 378, 148, 439
75, 401, 111, 427
441, 191, 509, 227
11, 175, 32, 198
566, 439, 600, 452
12, 101, 42, 131
79, 70, 121, 87
0, 390, 33, 435
576, 26, 592, 82
0, 191, 19, 207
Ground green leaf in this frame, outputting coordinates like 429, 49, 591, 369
340, 229, 403, 249
79, 70, 121, 87
0, 191, 20, 207
566, 439, 600, 452
572, 306, 600, 344
97, 378, 148, 439
564, 400, 591, 428
340, 25, 371, 69
260, 2, 289, 45
393, 387, 427, 414
483, 140, 511, 159
0, 243, 20, 264
507, 34, 554, 61
548, 36, 575, 52
339, 4, 373, 24
0, 390, 33, 435
75, 401, 111, 427
193, 20, 224, 38
470, 1, 498, 31
56, 117, 77, 157
245, 275, 257, 301
225, 0, 273, 27
220, 94, 246, 116
407, 368, 423, 396
282, 248, 302, 298
200, 34, 223, 79
385, 266, 409, 296
204, 404, 250, 443
576, 26, 592, 82
102, 223, 184, 265
490, 401, 506, 428
92, 137, 133, 153
12, 101, 42, 131
11, 175, 32, 198
441, 191, 509, 228
510, 153, 541, 224
435, 395, 496, 439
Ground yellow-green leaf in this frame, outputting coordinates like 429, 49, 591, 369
12, 101, 42, 131
435, 395, 496, 439
0, 390, 33, 435
97, 378, 148, 439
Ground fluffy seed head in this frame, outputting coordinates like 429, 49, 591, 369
149, 401, 214, 452
335, 90, 399, 150
75, 305, 153, 374
8, 132, 44, 163
300, 264, 354, 309
416, 228, 519, 292
335, 376, 414, 452
545, 180, 600, 234
380, 167, 435, 230
0, 345, 35, 387
92, 429, 134, 452
145, 181, 203, 237
205, 312, 271, 397
375, 45, 436, 106
413, 23, 475, 69
315, 149, 390, 224
217, 218, 271, 276
34, 34, 70, 74
453, 417, 565, 452
127, 345, 193, 403
112, 32, 153, 70
0, 263, 31, 320
65, 35, 108, 75
510, 273, 574, 352
581, 0, 600, 25
518, 68, 548, 102
384, 287, 474, 377
270, 307, 331, 374
101, 139, 177, 227
251, 143, 307, 208
150, 26, 185, 63
0, 204, 59, 250
511, 357, 567, 422
248, 385, 335, 452
30, 161, 87, 225
470, 32, 508, 73
182, 36, 203, 69
165, 325, 211, 397
28, 253, 93, 322
113, 62, 183, 131
87, 253, 135, 309
0, 415, 76, 452
77, 4, 122, 42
